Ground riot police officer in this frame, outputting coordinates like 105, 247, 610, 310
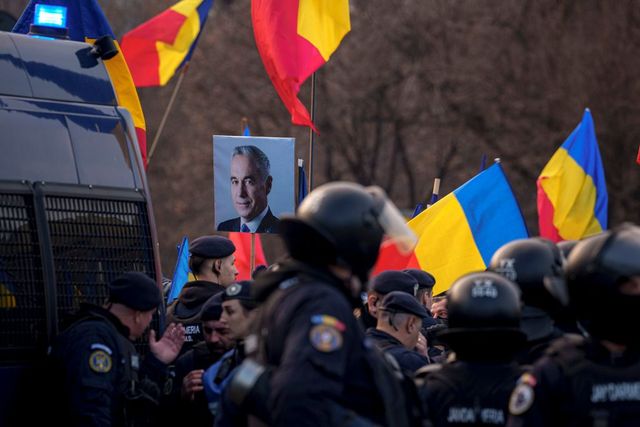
489, 237, 569, 364
507, 224, 640, 426
48, 272, 185, 427
227, 182, 419, 426
417, 271, 526, 427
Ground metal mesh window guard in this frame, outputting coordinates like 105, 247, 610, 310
44, 194, 156, 333
0, 184, 159, 361
0, 191, 46, 358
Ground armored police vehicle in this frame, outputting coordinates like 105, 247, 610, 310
0, 6, 161, 424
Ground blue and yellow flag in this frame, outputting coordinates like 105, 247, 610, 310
408, 162, 528, 295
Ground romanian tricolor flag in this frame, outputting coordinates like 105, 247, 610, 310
537, 109, 608, 242
13, 0, 149, 165
406, 163, 528, 295
120, 0, 213, 88
252, 0, 351, 130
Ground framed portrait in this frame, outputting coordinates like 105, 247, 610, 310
213, 135, 295, 234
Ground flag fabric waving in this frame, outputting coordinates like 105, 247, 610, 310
121, 0, 213, 87
537, 109, 608, 242
13, 0, 149, 165
167, 236, 190, 304
371, 239, 420, 277
251, 0, 350, 130
407, 163, 528, 295
228, 232, 267, 281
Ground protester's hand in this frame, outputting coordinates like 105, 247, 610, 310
416, 332, 428, 356
181, 369, 204, 400
149, 322, 185, 364
431, 299, 448, 319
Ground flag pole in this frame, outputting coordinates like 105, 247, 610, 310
241, 117, 248, 134
239, 116, 256, 276
307, 73, 317, 193
426, 178, 441, 209
147, 63, 190, 163
250, 233, 256, 276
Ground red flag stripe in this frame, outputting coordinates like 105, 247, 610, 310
536, 178, 562, 242
121, 10, 188, 87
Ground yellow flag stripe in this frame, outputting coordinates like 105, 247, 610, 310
157, 2, 203, 86
87, 39, 147, 132
539, 147, 603, 240
408, 193, 485, 295
297, 0, 351, 61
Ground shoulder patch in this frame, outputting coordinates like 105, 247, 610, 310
89, 350, 112, 373
311, 314, 346, 332
309, 324, 343, 352
509, 374, 536, 416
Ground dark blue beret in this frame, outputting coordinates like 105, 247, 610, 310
200, 292, 224, 321
223, 280, 257, 309
381, 291, 429, 319
109, 272, 161, 311
403, 269, 436, 290
190, 235, 235, 259
370, 271, 419, 296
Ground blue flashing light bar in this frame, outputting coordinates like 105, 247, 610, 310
34, 4, 68, 29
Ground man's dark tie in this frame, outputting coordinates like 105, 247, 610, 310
241, 224, 250, 233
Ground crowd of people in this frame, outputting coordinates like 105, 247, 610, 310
49, 181, 640, 426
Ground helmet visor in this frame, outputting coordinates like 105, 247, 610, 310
377, 197, 417, 254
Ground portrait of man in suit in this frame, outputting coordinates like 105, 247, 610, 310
217, 145, 279, 233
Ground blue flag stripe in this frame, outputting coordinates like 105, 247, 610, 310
453, 163, 529, 266
168, 236, 190, 304
561, 109, 608, 229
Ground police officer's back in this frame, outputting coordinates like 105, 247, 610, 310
228, 182, 419, 426
489, 237, 569, 364
48, 272, 185, 427
507, 224, 640, 427
417, 272, 526, 427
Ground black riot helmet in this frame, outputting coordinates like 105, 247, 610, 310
279, 182, 415, 285
437, 271, 526, 360
565, 223, 640, 345
489, 237, 568, 312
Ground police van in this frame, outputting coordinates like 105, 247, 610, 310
0, 7, 161, 424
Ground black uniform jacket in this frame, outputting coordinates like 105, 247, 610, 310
250, 260, 396, 426
366, 328, 430, 374
49, 304, 167, 427
507, 335, 640, 427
